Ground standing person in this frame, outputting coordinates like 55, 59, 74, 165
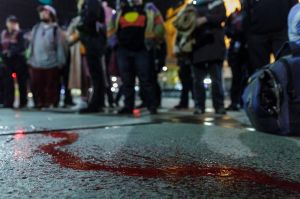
225, 9, 248, 111
191, 0, 227, 115
0, 16, 28, 108
77, 0, 107, 113
173, 4, 197, 110
108, 0, 165, 115
243, 0, 298, 75
28, 5, 66, 109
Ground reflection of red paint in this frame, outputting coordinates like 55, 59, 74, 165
39, 132, 300, 193
15, 129, 26, 140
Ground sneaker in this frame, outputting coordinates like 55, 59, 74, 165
118, 108, 133, 115
79, 107, 104, 114
149, 108, 158, 115
174, 104, 188, 110
194, 108, 205, 115
226, 104, 240, 111
136, 103, 146, 109
215, 108, 227, 115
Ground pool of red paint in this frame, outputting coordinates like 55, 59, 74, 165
39, 131, 300, 193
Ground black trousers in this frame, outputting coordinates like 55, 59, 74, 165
55, 51, 74, 107
3, 58, 28, 107
117, 47, 156, 110
192, 61, 225, 111
247, 29, 288, 75
177, 59, 193, 107
81, 36, 105, 109
228, 46, 248, 106
0, 66, 5, 104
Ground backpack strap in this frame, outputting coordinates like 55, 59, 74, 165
280, 58, 297, 99
289, 41, 300, 57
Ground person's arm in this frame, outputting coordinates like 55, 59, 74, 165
224, 14, 233, 38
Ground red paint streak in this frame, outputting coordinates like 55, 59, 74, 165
40, 132, 300, 193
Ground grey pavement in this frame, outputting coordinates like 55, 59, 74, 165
0, 102, 299, 198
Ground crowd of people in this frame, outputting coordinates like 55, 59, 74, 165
0, 0, 298, 116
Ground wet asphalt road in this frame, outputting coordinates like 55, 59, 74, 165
0, 107, 300, 198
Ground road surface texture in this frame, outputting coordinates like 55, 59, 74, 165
0, 103, 299, 198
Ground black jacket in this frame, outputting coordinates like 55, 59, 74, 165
243, 0, 298, 34
78, 0, 106, 37
0, 30, 26, 63
192, 0, 227, 64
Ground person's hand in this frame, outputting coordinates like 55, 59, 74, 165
196, 17, 208, 27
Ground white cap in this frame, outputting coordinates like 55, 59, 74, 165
38, 5, 57, 16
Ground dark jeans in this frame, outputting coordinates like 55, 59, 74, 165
0, 66, 4, 104
228, 47, 248, 106
81, 36, 106, 109
104, 50, 115, 106
30, 67, 60, 107
55, 53, 73, 107
192, 61, 225, 111
178, 59, 193, 107
3, 58, 28, 107
247, 29, 287, 75
117, 47, 156, 110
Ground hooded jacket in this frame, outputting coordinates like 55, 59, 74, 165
107, 2, 165, 49
288, 3, 300, 42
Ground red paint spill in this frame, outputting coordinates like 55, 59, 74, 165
39, 132, 300, 193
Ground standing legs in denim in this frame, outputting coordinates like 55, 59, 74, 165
117, 48, 156, 112
192, 61, 225, 114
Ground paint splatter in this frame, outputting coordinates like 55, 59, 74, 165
39, 132, 300, 193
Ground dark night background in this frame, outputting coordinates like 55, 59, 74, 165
0, 0, 183, 30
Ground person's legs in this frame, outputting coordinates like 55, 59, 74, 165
117, 48, 136, 112
86, 54, 105, 110
134, 50, 157, 113
80, 36, 105, 113
177, 62, 193, 108
227, 51, 246, 110
0, 66, 4, 105
247, 34, 271, 75
3, 66, 15, 108
30, 67, 47, 108
191, 63, 206, 114
62, 53, 74, 106
15, 62, 28, 108
45, 67, 60, 106
208, 61, 225, 113
154, 73, 162, 108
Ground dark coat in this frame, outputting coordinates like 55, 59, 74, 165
243, 0, 298, 34
192, 0, 227, 64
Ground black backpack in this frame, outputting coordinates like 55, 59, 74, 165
243, 42, 300, 136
